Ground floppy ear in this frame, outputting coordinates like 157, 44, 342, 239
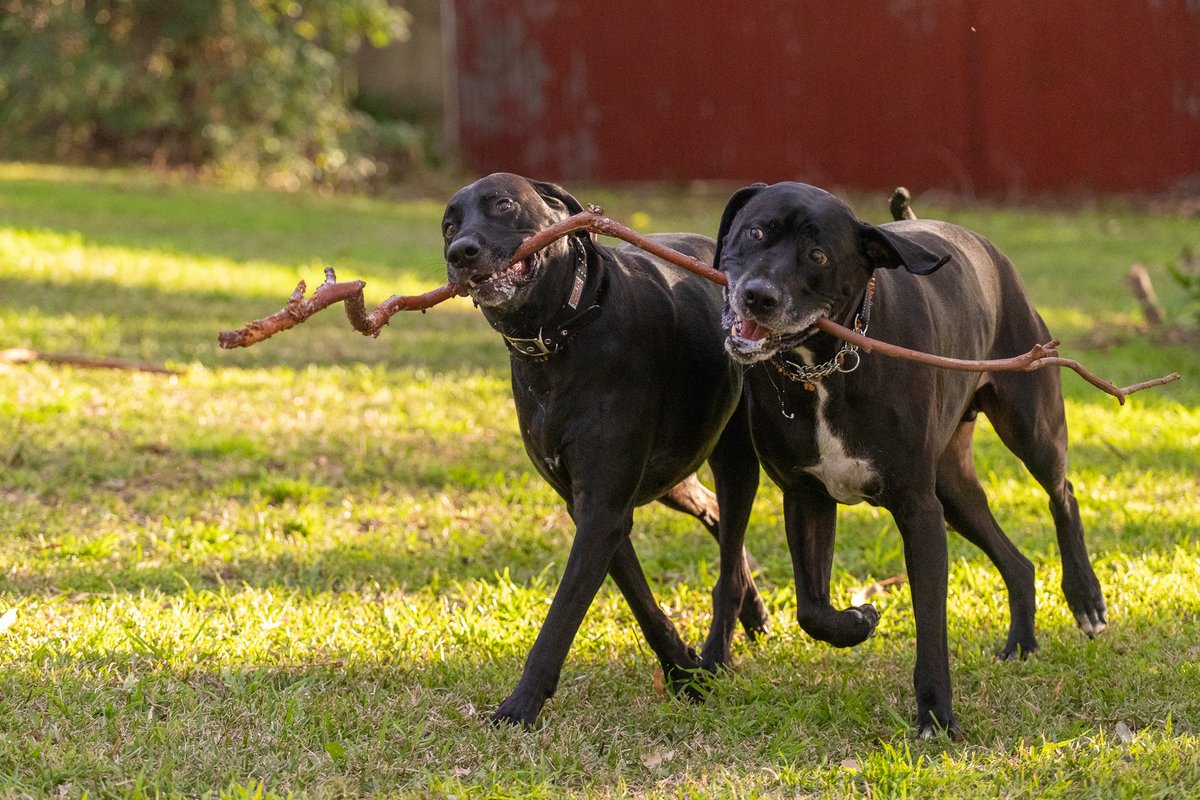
859, 223, 951, 275
713, 183, 767, 269
530, 179, 585, 216
528, 178, 597, 257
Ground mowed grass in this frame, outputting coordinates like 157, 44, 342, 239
1, 163, 1198, 798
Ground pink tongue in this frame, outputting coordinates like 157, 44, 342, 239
737, 319, 772, 341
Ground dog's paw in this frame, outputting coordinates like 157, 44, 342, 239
798, 603, 880, 648
850, 603, 881, 632
1063, 576, 1107, 638
490, 692, 543, 729
997, 641, 1038, 661
839, 603, 881, 646
739, 596, 772, 641
664, 661, 721, 704
998, 626, 1039, 661
916, 712, 963, 742
1072, 605, 1108, 638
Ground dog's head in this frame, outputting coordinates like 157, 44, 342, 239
441, 172, 585, 309
714, 182, 950, 363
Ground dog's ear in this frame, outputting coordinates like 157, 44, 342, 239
859, 224, 951, 275
529, 179, 600, 256
530, 179, 584, 216
714, 183, 767, 269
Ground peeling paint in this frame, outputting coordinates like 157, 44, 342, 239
451, 1, 1200, 192
1175, 80, 1200, 119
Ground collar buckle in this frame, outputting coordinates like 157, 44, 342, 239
503, 328, 559, 358
499, 235, 602, 361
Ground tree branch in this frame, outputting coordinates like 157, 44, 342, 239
1, 348, 181, 375
217, 210, 1180, 404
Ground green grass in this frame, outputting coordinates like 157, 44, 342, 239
2, 163, 1198, 798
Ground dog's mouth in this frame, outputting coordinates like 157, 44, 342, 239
722, 305, 829, 363
462, 251, 543, 305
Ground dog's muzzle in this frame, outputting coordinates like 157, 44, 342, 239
450, 250, 543, 306
722, 303, 826, 364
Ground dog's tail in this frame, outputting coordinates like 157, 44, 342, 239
890, 187, 918, 221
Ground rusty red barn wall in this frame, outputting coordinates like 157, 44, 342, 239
448, 0, 1200, 195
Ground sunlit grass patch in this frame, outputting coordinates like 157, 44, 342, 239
2, 165, 1198, 797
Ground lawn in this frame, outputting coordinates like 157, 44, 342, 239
1, 163, 1198, 798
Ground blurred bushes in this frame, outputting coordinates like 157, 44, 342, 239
0, 0, 421, 188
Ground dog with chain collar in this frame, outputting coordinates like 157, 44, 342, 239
714, 181, 1106, 738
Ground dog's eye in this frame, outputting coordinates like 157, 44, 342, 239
748, 227, 764, 241
443, 222, 456, 238
495, 198, 515, 212
810, 249, 828, 265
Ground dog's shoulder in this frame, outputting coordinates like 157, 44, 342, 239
877, 218, 1010, 295
608, 233, 720, 297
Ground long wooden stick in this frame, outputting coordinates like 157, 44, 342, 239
217, 209, 1179, 404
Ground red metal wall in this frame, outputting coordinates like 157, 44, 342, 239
449, 0, 1200, 195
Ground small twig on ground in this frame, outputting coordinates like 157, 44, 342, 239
851, 575, 908, 607
1128, 263, 1165, 326
217, 210, 1180, 404
0, 348, 181, 375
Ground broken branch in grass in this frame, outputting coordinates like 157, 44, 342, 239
0, 348, 182, 375
216, 210, 1180, 404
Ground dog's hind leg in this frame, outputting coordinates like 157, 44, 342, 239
658, 411, 770, 648
658, 474, 720, 532
659, 476, 770, 652
977, 375, 1107, 638
936, 418, 1038, 659
606, 536, 706, 691
691, 399, 770, 670
783, 481, 880, 648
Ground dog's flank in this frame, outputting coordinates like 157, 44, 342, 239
716, 181, 1105, 738
441, 173, 768, 727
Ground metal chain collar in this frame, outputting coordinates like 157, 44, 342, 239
770, 277, 875, 390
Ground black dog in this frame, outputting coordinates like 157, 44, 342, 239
714, 182, 1107, 737
441, 173, 769, 726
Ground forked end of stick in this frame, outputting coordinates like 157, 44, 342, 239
1113, 371, 1181, 405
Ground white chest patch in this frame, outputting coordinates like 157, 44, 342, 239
796, 350, 878, 504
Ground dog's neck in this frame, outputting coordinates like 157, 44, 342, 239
805, 274, 876, 361
481, 236, 607, 359
768, 275, 875, 392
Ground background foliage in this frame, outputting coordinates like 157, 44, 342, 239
0, 0, 418, 188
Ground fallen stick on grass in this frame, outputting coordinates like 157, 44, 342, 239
218, 209, 1180, 405
1, 348, 182, 375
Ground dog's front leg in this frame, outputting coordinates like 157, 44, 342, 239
492, 500, 634, 728
784, 484, 880, 648
895, 496, 961, 739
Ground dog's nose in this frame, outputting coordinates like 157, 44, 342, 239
741, 279, 780, 311
447, 236, 482, 268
